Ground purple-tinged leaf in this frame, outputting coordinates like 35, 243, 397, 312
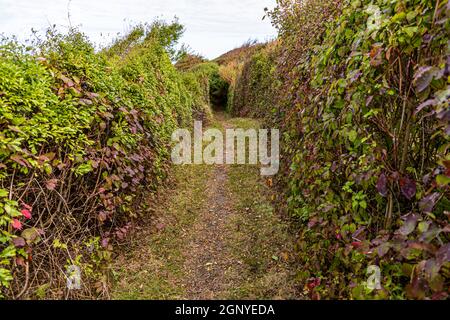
10, 155, 31, 168
414, 99, 437, 115
400, 177, 416, 200
156, 223, 166, 231
98, 211, 108, 223
308, 217, 319, 229
352, 227, 366, 240
399, 214, 418, 236
349, 70, 362, 83
432, 292, 448, 300
376, 173, 388, 197
12, 237, 26, 248
376, 242, 391, 257
413, 66, 442, 93
408, 242, 435, 253
419, 193, 440, 213
437, 109, 450, 121
424, 258, 440, 280
59, 74, 74, 87
436, 244, 450, 265
101, 238, 110, 248
86, 92, 100, 99
45, 179, 58, 191
391, 171, 400, 182
419, 225, 442, 243
406, 276, 426, 299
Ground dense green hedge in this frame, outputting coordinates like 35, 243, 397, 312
231, 43, 278, 117
178, 61, 218, 121
177, 58, 229, 114
0, 22, 209, 299
232, 0, 449, 299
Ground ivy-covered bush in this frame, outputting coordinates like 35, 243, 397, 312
0, 21, 205, 299
231, 42, 279, 117
178, 61, 219, 121
232, 0, 449, 299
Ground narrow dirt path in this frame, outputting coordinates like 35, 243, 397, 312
112, 114, 298, 300
183, 164, 233, 299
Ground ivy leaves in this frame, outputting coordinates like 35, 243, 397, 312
253, 0, 450, 300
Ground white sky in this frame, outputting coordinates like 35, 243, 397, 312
0, 0, 277, 59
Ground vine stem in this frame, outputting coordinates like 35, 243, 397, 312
15, 261, 30, 300
385, 193, 393, 229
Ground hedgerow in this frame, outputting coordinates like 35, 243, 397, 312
175, 55, 231, 113
0, 21, 208, 299
177, 61, 218, 121
214, 40, 266, 113
232, 0, 449, 299
231, 42, 279, 117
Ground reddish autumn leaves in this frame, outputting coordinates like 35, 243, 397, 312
11, 203, 33, 230
11, 219, 22, 231
21, 203, 32, 220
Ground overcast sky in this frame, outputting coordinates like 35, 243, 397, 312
0, 0, 277, 59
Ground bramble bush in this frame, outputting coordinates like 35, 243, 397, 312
231, 0, 449, 299
0, 21, 211, 299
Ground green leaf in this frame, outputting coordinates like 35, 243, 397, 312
406, 11, 418, 22
21, 228, 42, 244
403, 26, 418, 38
360, 200, 367, 209
0, 189, 8, 198
418, 222, 430, 234
436, 175, 450, 187
348, 130, 358, 143
74, 162, 93, 176
52, 239, 68, 250
391, 12, 406, 23
0, 246, 16, 259
0, 268, 13, 287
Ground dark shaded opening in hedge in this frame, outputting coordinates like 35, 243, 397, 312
209, 72, 230, 111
